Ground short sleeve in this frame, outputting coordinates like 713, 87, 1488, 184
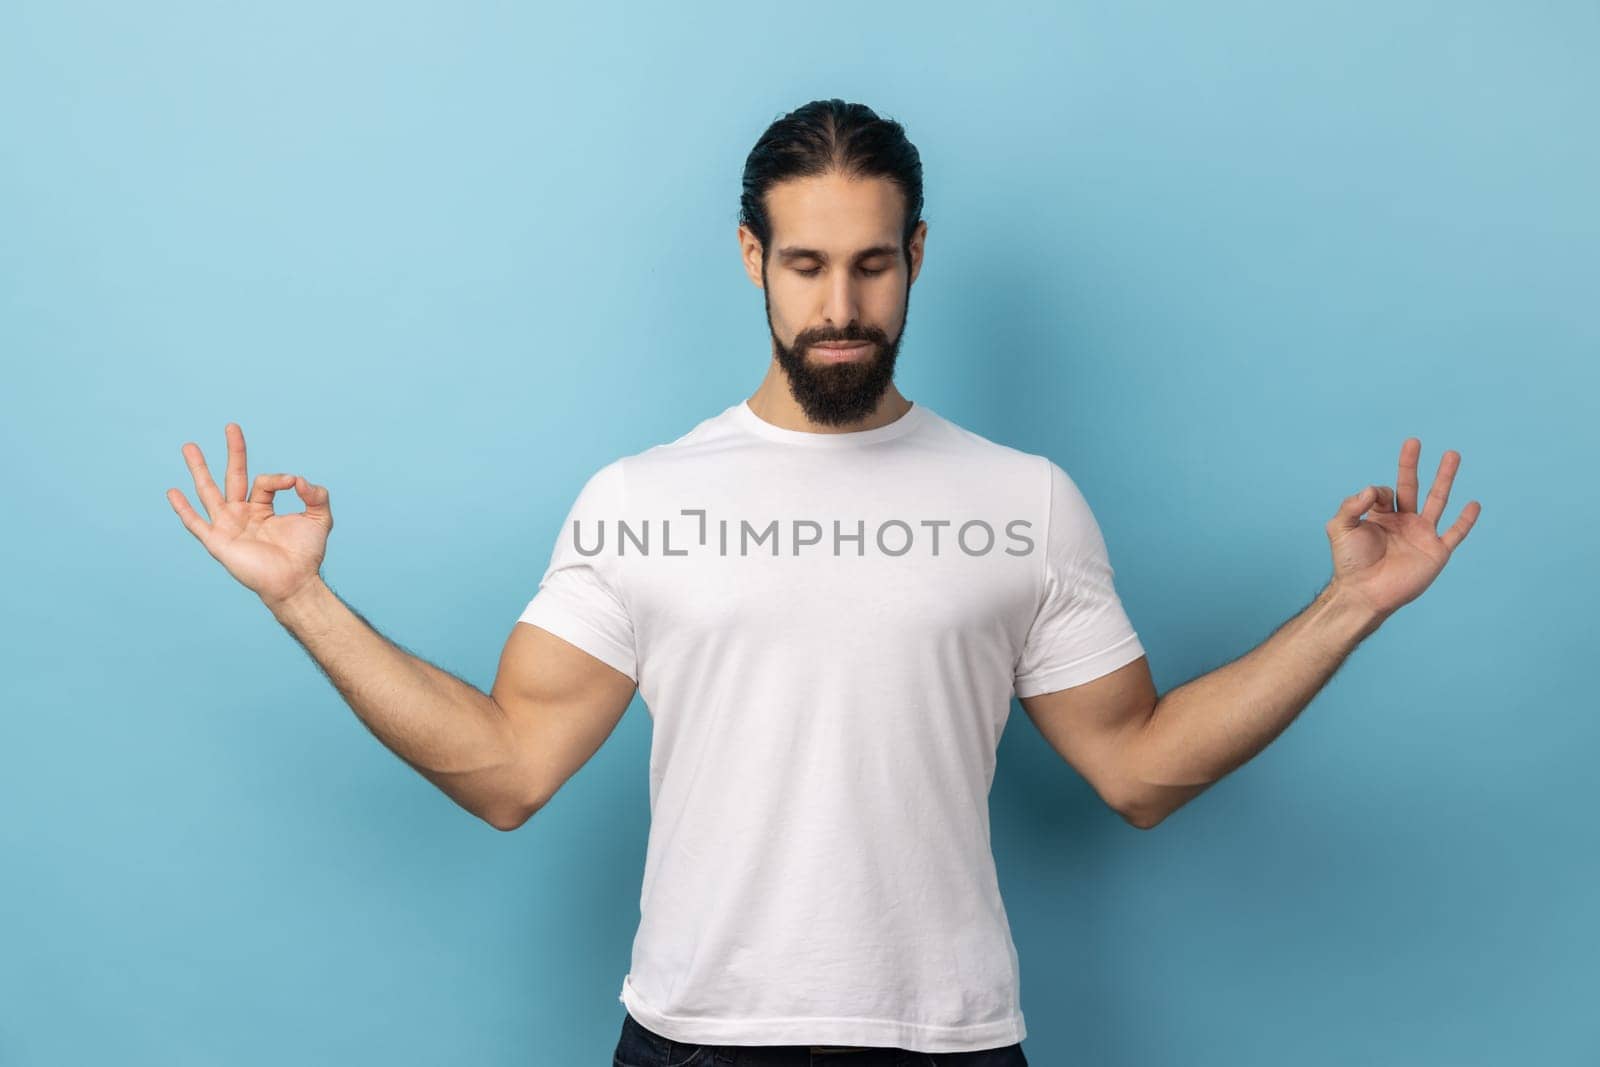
1012, 459, 1145, 698
517, 459, 639, 682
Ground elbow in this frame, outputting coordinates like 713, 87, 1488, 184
1118, 781, 1212, 830
483, 807, 525, 832
483, 793, 548, 833
1114, 786, 1168, 831
1114, 715, 1172, 830
1120, 802, 1166, 831
1117, 775, 1213, 830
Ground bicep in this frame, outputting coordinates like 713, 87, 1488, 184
490, 621, 638, 813
1018, 654, 1157, 818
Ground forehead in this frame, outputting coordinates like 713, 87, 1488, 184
763, 171, 904, 252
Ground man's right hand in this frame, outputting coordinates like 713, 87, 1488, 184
166, 422, 333, 609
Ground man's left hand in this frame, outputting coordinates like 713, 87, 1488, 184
1325, 437, 1482, 620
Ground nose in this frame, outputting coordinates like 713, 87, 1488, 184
821, 270, 861, 331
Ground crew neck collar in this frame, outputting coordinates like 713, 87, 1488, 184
732, 398, 929, 448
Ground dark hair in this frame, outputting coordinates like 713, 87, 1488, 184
739, 98, 924, 270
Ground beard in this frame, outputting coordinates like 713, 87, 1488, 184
764, 268, 910, 426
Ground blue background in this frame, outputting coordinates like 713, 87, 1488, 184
3, 1, 1594, 1064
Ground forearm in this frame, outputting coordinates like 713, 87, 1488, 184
1121, 578, 1386, 827
263, 575, 526, 828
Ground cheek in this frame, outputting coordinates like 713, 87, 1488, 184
866, 289, 906, 330
767, 283, 816, 325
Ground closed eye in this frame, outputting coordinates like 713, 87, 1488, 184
795, 266, 888, 277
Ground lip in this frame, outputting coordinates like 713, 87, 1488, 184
810, 342, 873, 362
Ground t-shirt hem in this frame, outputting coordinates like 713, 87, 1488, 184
1013, 631, 1145, 698
619, 976, 1026, 1053
516, 602, 637, 682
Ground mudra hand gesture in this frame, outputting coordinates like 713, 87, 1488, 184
166, 422, 333, 608
1326, 437, 1481, 620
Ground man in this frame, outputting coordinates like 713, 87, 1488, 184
166, 99, 1480, 1064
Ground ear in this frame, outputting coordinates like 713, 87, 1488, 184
907, 219, 928, 287
736, 225, 765, 288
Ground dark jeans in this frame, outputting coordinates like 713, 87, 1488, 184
613, 1010, 1030, 1067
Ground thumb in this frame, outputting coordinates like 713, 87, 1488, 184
1329, 485, 1377, 534
294, 475, 332, 515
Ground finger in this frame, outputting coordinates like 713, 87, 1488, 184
1329, 485, 1378, 533
294, 475, 332, 518
1373, 485, 1396, 513
166, 487, 214, 548
181, 441, 225, 518
1420, 449, 1461, 529
250, 472, 297, 508
1440, 500, 1481, 552
1396, 437, 1421, 513
225, 423, 248, 503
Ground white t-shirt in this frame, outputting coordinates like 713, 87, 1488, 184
517, 398, 1145, 1053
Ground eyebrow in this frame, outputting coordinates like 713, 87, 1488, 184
775, 244, 899, 263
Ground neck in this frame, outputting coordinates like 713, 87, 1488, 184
746, 362, 912, 434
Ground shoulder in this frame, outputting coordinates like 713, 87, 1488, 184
564, 403, 746, 498
918, 409, 1073, 501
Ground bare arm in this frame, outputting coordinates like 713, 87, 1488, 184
168, 423, 635, 832
263, 577, 636, 831
1116, 579, 1380, 827
1023, 438, 1480, 830
1029, 580, 1377, 830
489, 621, 638, 827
